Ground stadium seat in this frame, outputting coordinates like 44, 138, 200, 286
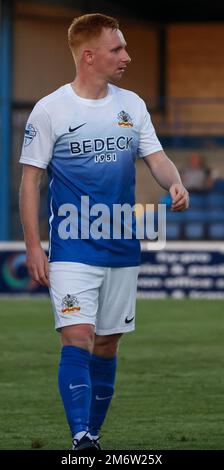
206, 193, 224, 208
165, 210, 185, 240
208, 223, 224, 240
166, 210, 186, 222
206, 209, 224, 240
206, 209, 224, 222
185, 222, 205, 240
184, 209, 207, 240
188, 193, 206, 208
185, 209, 207, 223
166, 222, 182, 240
212, 178, 224, 193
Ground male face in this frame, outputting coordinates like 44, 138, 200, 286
88, 28, 131, 81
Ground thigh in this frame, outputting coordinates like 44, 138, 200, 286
49, 262, 104, 331
95, 266, 139, 335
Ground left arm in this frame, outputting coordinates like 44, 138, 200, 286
144, 150, 189, 211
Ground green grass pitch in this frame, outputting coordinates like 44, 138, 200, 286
0, 298, 224, 450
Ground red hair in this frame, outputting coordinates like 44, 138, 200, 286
68, 13, 119, 53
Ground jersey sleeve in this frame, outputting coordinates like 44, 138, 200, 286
137, 99, 163, 158
19, 103, 54, 169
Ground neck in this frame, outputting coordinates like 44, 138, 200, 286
71, 74, 109, 100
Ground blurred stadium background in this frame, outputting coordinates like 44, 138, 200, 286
1, 0, 224, 450
1, 0, 224, 298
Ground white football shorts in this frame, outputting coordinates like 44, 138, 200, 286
49, 262, 139, 335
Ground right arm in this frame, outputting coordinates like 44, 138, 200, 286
19, 164, 49, 286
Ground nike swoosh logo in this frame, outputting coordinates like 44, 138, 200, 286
69, 384, 89, 390
96, 395, 113, 401
125, 316, 135, 324
69, 123, 86, 133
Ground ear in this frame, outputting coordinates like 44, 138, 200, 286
83, 49, 94, 65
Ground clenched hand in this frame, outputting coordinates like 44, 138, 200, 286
26, 245, 49, 287
169, 183, 189, 211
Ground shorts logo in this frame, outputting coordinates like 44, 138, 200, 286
125, 315, 134, 324
61, 294, 81, 314
24, 123, 37, 146
117, 110, 133, 128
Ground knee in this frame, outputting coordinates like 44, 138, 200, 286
93, 334, 122, 358
61, 324, 95, 353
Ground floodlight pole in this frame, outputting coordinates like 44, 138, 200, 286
0, 0, 13, 240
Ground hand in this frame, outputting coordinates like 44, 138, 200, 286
26, 245, 50, 287
169, 183, 189, 211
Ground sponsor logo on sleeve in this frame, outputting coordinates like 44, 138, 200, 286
24, 123, 37, 146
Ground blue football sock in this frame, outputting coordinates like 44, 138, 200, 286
89, 354, 117, 437
58, 345, 91, 437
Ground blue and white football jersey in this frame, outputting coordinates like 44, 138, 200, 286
20, 83, 162, 267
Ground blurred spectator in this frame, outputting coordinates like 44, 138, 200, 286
180, 152, 215, 192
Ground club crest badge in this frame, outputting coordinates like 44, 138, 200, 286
61, 294, 81, 314
117, 110, 133, 128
